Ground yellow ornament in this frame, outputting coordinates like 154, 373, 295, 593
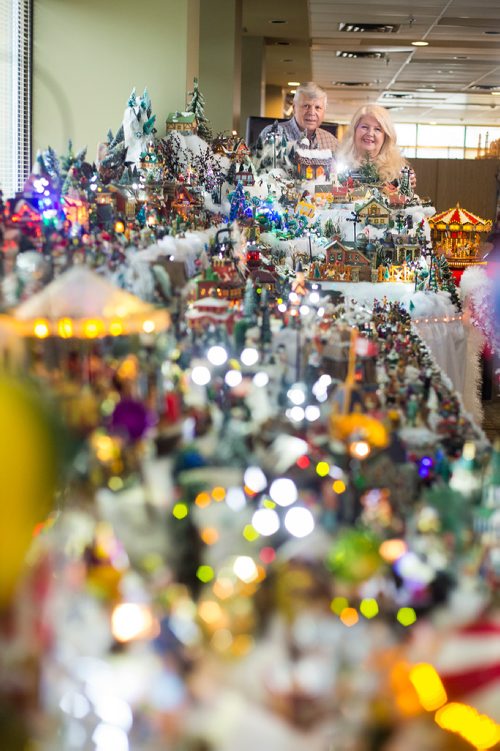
0, 377, 57, 606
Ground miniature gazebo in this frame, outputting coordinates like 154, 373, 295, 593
428, 203, 492, 269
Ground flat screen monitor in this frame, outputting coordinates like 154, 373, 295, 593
245, 116, 338, 148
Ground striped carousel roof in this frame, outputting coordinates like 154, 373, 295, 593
428, 203, 492, 232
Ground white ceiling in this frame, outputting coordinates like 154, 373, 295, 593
243, 0, 500, 125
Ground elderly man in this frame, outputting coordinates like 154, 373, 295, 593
255, 82, 338, 172
281, 82, 338, 149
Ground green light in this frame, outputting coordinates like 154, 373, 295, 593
360, 598, 379, 619
397, 607, 417, 626
330, 596, 349, 615
243, 524, 259, 541
316, 461, 330, 477
263, 498, 276, 509
172, 502, 189, 519
196, 565, 215, 583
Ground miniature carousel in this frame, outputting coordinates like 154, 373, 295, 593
428, 203, 492, 279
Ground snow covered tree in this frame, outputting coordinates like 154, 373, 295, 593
399, 165, 413, 199
186, 77, 212, 142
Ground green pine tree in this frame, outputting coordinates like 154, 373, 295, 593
436, 254, 461, 310
359, 156, 381, 185
186, 77, 212, 142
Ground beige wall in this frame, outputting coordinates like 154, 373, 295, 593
412, 158, 500, 222
33, 0, 199, 159
199, 0, 242, 136
265, 85, 285, 119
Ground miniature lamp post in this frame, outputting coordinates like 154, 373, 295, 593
307, 231, 313, 264
346, 210, 360, 244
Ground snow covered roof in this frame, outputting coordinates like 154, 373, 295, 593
295, 147, 333, 160
166, 112, 196, 124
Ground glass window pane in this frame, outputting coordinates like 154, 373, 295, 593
465, 126, 500, 149
417, 125, 465, 148
415, 146, 464, 159
394, 123, 417, 147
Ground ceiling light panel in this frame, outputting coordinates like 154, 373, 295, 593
338, 22, 400, 33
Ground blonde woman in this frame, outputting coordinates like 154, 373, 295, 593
338, 104, 415, 187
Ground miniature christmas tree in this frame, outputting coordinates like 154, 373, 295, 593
427, 256, 439, 292
186, 77, 212, 142
229, 182, 249, 222
436, 253, 462, 310
359, 156, 381, 185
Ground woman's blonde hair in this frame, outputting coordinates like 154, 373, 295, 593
337, 104, 408, 182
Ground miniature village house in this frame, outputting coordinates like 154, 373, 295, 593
139, 140, 164, 174
185, 297, 235, 333
295, 147, 333, 181
357, 197, 391, 227
171, 185, 200, 220
311, 238, 372, 282
62, 196, 90, 231
166, 111, 198, 135
197, 257, 245, 301
235, 161, 255, 186
314, 184, 334, 206
6, 198, 42, 236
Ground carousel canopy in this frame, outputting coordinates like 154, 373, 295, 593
428, 203, 493, 233
7, 266, 169, 338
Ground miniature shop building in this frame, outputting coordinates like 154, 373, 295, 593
165, 111, 198, 134
62, 196, 90, 231
357, 197, 391, 227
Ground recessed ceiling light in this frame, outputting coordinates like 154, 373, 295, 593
416, 87, 435, 92
289, 90, 296, 95
428, 121, 437, 125
287, 81, 300, 87
453, 55, 468, 60
269, 19, 287, 24
411, 40, 429, 46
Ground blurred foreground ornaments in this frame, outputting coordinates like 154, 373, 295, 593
108, 398, 157, 443
326, 528, 383, 584
0, 376, 59, 606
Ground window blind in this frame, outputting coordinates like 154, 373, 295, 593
0, 0, 31, 200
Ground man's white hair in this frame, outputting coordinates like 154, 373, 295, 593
293, 82, 327, 105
